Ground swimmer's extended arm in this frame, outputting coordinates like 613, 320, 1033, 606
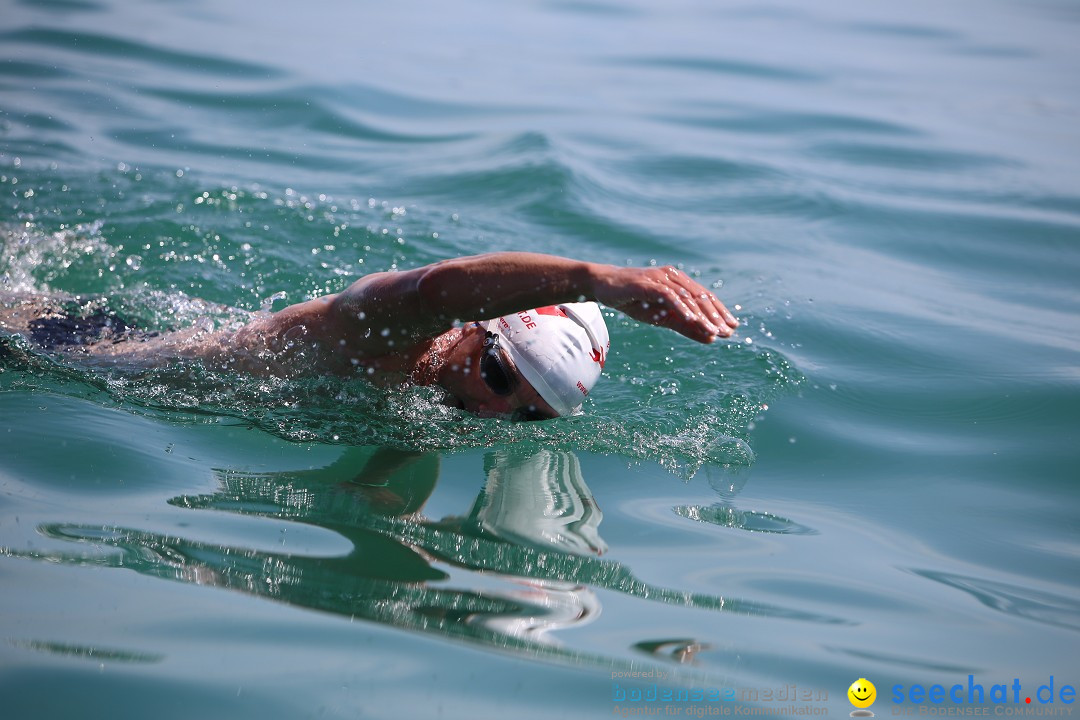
191, 252, 737, 372
325, 252, 738, 348
52, 253, 735, 378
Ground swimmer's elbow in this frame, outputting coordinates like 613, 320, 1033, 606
331, 267, 440, 336
414, 261, 460, 320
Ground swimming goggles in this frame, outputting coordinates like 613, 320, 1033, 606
479, 331, 517, 396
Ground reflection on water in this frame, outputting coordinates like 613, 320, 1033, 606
672, 504, 815, 535
633, 638, 712, 664
13, 640, 164, 664
472, 449, 607, 556
5, 446, 846, 669
912, 569, 1080, 633
675, 464, 816, 535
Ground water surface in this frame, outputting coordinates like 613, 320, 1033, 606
2, 0, 1079, 717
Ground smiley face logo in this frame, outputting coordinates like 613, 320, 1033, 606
848, 678, 877, 709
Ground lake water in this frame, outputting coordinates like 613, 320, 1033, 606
2, 0, 1078, 717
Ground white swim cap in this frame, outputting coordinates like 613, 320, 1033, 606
485, 301, 610, 416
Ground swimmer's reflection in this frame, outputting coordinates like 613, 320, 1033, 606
177, 446, 608, 646
20, 446, 846, 666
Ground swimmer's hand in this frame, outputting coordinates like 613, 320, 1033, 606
592, 265, 739, 343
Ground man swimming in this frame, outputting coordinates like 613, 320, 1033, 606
0, 252, 738, 419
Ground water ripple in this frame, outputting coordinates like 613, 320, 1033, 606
0, 27, 283, 79
656, 109, 920, 138
15, 0, 103, 10
807, 140, 1012, 172
847, 22, 963, 41
0, 59, 68, 80
912, 569, 1080, 633
611, 55, 823, 83
542, 0, 641, 17
140, 86, 476, 144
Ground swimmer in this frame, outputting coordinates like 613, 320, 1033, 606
1, 252, 738, 419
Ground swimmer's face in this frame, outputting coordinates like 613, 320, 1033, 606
440, 327, 558, 421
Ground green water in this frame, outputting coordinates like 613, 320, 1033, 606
2, 0, 1079, 718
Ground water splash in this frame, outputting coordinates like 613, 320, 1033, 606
1, 332, 797, 475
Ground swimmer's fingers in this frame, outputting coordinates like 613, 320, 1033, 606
595, 265, 737, 344
666, 270, 739, 336
632, 266, 734, 342
659, 274, 727, 343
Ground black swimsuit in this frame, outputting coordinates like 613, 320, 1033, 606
24, 306, 157, 350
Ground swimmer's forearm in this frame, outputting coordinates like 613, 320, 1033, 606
414, 252, 597, 321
